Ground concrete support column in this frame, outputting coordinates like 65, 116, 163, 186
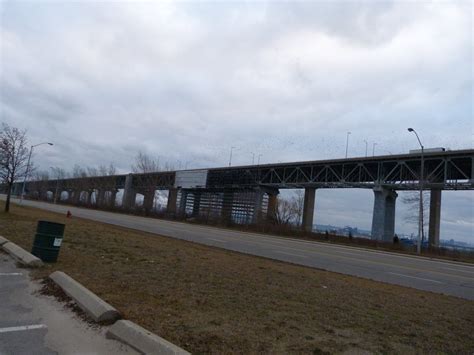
252, 189, 264, 224
122, 174, 136, 209
371, 186, 398, 242
267, 192, 278, 220
429, 189, 442, 248
178, 190, 188, 217
97, 190, 105, 207
167, 188, 178, 215
302, 188, 316, 232
109, 190, 117, 208
192, 192, 201, 217
86, 191, 93, 205
72, 191, 81, 205
221, 190, 234, 223
143, 190, 155, 213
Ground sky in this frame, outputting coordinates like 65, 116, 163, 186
1, 0, 473, 242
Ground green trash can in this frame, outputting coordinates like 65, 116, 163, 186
31, 221, 65, 262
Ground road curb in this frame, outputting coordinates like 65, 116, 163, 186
0, 235, 9, 245
2, 242, 43, 267
106, 320, 190, 355
49, 271, 121, 323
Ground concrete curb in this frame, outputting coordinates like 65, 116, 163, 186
106, 320, 190, 355
0, 235, 9, 245
49, 271, 121, 323
2, 242, 43, 267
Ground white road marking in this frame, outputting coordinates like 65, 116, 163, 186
387, 272, 443, 284
207, 238, 227, 243
0, 324, 47, 333
0, 273, 22, 276
274, 251, 308, 258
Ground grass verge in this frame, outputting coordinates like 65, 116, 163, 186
1, 202, 473, 354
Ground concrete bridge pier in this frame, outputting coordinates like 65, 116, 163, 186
429, 189, 442, 247
72, 191, 81, 205
109, 190, 118, 208
267, 191, 279, 221
86, 191, 93, 205
97, 190, 105, 207
371, 186, 398, 242
302, 188, 316, 232
143, 190, 155, 213
122, 174, 136, 209
192, 191, 201, 217
178, 190, 188, 217
252, 189, 264, 224
221, 190, 234, 223
167, 188, 178, 215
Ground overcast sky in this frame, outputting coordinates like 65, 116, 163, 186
1, 1, 472, 242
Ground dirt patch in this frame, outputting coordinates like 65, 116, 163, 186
37, 277, 100, 329
1, 202, 473, 354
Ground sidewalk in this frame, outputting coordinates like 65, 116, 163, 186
0, 252, 137, 355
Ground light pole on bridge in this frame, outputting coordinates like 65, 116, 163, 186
20, 142, 54, 204
345, 132, 351, 158
408, 127, 424, 255
229, 146, 236, 167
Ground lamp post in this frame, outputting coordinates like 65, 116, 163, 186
228, 146, 236, 167
345, 132, 351, 158
372, 142, 377, 156
257, 154, 262, 165
364, 140, 368, 157
408, 128, 424, 254
20, 142, 53, 204
251, 152, 255, 165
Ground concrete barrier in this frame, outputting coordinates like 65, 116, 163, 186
49, 271, 121, 323
0, 236, 9, 245
106, 320, 190, 355
2, 242, 43, 267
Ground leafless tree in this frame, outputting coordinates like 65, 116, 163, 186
132, 151, 160, 173
132, 152, 161, 213
290, 190, 305, 227
0, 123, 29, 212
402, 191, 430, 243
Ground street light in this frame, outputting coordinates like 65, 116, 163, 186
408, 127, 424, 254
228, 146, 236, 167
372, 142, 377, 156
364, 140, 368, 157
345, 132, 351, 158
257, 154, 263, 165
251, 152, 255, 165
20, 142, 53, 204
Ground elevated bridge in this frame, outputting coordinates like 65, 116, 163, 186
9, 149, 473, 246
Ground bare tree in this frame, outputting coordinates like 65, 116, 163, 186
402, 191, 430, 244
290, 190, 305, 227
132, 151, 160, 173
132, 152, 161, 213
0, 123, 29, 212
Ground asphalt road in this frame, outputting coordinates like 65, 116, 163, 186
4, 197, 474, 300
0, 252, 136, 355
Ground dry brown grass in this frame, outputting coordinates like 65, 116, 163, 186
1, 202, 473, 354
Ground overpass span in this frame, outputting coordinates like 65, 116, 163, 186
10, 149, 474, 246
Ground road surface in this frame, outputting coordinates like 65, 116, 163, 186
4, 197, 474, 300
